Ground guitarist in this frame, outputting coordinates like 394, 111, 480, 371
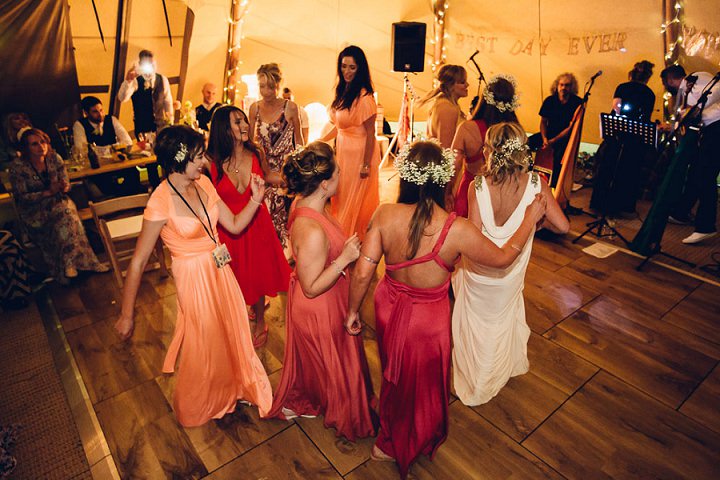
662, 67, 720, 244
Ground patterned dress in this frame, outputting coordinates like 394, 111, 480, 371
9, 154, 105, 283
254, 100, 295, 248
0, 230, 33, 303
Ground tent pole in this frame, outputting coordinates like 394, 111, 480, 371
110, 0, 132, 118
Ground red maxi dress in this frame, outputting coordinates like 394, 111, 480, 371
373, 213, 457, 479
268, 207, 377, 440
210, 158, 290, 305
453, 119, 487, 217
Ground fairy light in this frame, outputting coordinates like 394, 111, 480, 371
223, 0, 251, 105
431, 1, 449, 73
661, 0, 684, 120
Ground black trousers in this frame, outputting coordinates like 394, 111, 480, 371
673, 120, 720, 233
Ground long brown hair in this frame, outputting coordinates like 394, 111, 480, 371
206, 105, 262, 182
419, 65, 466, 107
331, 45, 374, 111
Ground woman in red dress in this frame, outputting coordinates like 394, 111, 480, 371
207, 106, 291, 347
348, 140, 546, 478
267, 142, 377, 440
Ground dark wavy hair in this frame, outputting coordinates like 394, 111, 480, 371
206, 105, 263, 182
396, 141, 447, 260
550, 73, 579, 96
154, 125, 205, 176
629, 60, 654, 83
331, 45, 374, 111
472, 77, 519, 126
19, 128, 54, 160
283, 142, 335, 197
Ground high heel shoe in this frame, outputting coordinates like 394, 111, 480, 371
252, 325, 269, 348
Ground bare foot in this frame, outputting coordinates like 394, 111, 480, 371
370, 445, 394, 462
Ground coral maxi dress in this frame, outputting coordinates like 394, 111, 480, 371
268, 207, 377, 440
374, 213, 457, 479
330, 91, 380, 238
144, 175, 272, 427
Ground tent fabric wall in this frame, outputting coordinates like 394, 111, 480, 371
0, 0, 80, 130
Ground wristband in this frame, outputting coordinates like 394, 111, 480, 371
331, 260, 346, 277
250, 197, 262, 205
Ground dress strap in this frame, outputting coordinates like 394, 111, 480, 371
386, 212, 457, 271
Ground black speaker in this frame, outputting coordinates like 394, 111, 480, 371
392, 22, 426, 73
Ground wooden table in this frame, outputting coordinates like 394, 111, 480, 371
68, 154, 157, 181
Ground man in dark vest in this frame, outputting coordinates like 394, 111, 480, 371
195, 82, 222, 132
117, 50, 173, 136
72, 96, 143, 198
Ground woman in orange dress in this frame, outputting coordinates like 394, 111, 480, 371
115, 125, 272, 427
267, 141, 377, 439
321, 45, 379, 239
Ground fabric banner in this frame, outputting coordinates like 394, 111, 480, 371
0, 0, 80, 129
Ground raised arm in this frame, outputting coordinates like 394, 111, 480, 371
217, 173, 265, 234
115, 219, 165, 340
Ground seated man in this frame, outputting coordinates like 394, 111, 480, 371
195, 83, 222, 132
73, 96, 143, 198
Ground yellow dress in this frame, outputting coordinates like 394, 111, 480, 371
144, 175, 272, 426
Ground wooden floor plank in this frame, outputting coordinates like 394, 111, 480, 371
546, 295, 717, 408
529, 232, 585, 272
204, 425, 342, 479
663, 282, 720, 346
523, 371, 720, 480
469, 333, 599, 442
680, 364, 720, 435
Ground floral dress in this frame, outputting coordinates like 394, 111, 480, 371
254, 100, 295, 248
9, 154, 105, 283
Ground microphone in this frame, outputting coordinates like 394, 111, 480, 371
590, 70, 603, 81
468, 49, 479, 62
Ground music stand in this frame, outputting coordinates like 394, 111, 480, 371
573, 113, 657, 246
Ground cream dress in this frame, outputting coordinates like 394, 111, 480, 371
451, 171, 540, 406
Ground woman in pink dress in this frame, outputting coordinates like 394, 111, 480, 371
207, 106, 291, 348
114, 126, 272, 427
450, 74, 520, 216
267, 142, 377, 440
321, 45, 379, 239
348, 140, 546, 478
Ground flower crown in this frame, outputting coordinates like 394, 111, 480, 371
489, 138, 530, 172
395, 138, 455, 186
483, 73, 521, 113
174, 143, 188, 163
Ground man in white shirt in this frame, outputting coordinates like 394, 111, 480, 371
117, 50, 173, 136
73, 96, 132, 151
663, 67, 720, 244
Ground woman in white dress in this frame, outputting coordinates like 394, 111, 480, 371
451, 122, 569, 406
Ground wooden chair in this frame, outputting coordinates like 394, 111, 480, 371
89, 193, 169, 288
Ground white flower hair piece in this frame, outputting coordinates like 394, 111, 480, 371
395, 138, 455, 186
490, 138, 531, 171
483, 73, 521, 113
174, 143, 188, 163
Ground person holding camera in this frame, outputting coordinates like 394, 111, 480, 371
117, 49, 174, 137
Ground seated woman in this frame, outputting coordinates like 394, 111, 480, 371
347, 139, 546, 479
452, 122, 569, 407
267, 141, 377, 440
9, 128, 107, 284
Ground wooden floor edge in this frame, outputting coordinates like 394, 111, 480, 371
567, 228, 720, 288
35, 290, 122, 480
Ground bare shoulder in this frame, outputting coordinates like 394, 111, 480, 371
292, 216, 327, 244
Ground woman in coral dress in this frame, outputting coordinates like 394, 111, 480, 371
321, 45, 379, 238
452, 123, 569, 406
207, 106, 291, 348
115, 126, 272, 427
248, 63, 304, 251
268, 142, 377, 440
450, 74, 520, 216
348, 140, 546, 478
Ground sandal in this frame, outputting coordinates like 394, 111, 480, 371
252, 325, 269, 348
370, 445, 394, 462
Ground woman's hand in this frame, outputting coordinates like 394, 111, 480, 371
249, 173, 266, 204
338, 233, 361, 265
360, 164, 370, 179
115, 314, 135, 341
526, 193, 547, 224
345, 311, 362, 335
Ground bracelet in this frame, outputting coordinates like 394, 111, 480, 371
510, 244, 522, 252
249, 197, 262, 205
331, 260, 346, 277
361, 254, 379, 264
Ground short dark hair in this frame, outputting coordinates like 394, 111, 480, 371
154, 125, 205, 176
139, 49, 153, 60
661, 64, 686, 82
81, 96, 102, 113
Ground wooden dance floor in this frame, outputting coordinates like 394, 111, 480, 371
46, 229, 720, 479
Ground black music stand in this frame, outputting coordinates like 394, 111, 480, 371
573, 113, 657, 246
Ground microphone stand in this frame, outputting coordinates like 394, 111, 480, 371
468, 53, 486, 116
